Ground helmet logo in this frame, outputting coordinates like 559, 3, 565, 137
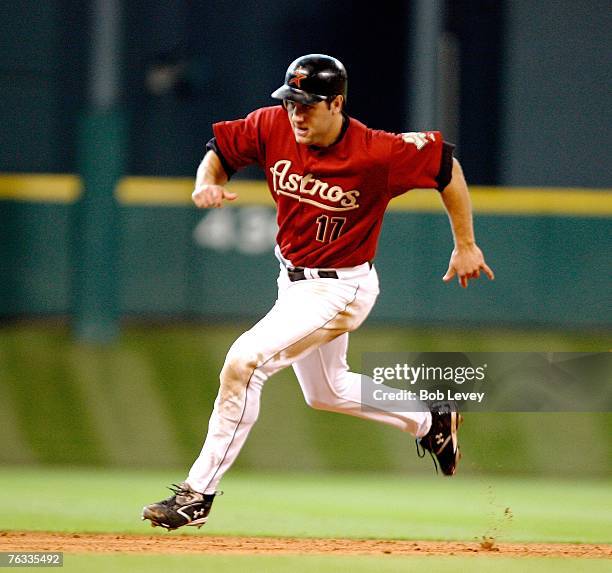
289, 68, 308, 88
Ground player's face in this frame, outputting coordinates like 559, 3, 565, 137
283, 97, 342, 146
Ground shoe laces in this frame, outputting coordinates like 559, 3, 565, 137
164, 483, 202, 505
168, 483, 191, 496
415, 439, 439, 475
167, 483, 223, 499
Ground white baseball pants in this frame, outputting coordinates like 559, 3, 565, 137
187, 257, 431, 494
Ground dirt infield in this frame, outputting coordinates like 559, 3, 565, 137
1, 531, 610, 559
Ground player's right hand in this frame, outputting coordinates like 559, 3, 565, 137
192, 184, 238, 208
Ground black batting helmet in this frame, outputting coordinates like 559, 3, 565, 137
271, 54, 347, 105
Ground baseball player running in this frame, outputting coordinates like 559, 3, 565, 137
142, 54, 494, 531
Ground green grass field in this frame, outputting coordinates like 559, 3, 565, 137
1, 467, 611, 542
0, 467, 610, 572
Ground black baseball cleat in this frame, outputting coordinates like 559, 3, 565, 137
416, 402, 463, 476
142, 482, 218, 530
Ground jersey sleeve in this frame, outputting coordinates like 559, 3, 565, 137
212, 107, 273, 173
386, 131, 455, 197
205, 137, 236, 178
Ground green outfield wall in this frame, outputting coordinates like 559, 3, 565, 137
1, 175, 610, 327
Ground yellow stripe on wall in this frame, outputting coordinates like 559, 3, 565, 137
115, 178, 273, 206
393, 187, 612, 217
1, 173, 611, 217
116, 177, 194, 206
116, 178, 272, 206
115, 178, 612, 216
0, 174, 81, 203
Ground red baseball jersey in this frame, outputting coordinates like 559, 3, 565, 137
213, 106, 452, 268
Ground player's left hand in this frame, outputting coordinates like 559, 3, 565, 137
443, 244, 495, 288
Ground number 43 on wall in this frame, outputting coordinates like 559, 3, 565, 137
193, 207, 278, 255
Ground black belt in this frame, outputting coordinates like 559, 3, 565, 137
287, 267, 338, 281
286, 261, 372, 282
